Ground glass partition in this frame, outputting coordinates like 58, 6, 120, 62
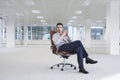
91, 26, 105, 40
27, 26, 68, 40
0, 17, 6, 46
80, 26, 85, 41
15, 25, 68, 45
15, 26, 24, 40
27, 26, 54, 40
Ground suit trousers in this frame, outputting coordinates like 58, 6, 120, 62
59, 40, 88, 69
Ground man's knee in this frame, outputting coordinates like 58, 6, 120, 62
75, 40, 81, 44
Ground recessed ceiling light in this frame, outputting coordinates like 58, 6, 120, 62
96, 20, 103, 23
82, 0, 91, 6
16, 13, 24, 16
43, 23, 47, 25
16, 13, 20, 16
20, 13, 24, 16
32, 10, 40, 14
37, 16, 44, 19
67, 23, 72, 25
91, 26, 103, 29
69, 20, 74, 23
72, 16, 77, 19
40, 20, 46, 22
25, 0, 35, 6
75, 10, 83, 14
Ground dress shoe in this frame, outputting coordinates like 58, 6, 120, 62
79, 69, 89, 74
86, 58, 98, 64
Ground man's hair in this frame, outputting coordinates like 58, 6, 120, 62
56, 22, 63, 27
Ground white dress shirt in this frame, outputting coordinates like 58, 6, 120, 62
52, 32, 71, 50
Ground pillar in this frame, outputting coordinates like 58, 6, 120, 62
6, 15, 15, 47
106, 0, 120, 55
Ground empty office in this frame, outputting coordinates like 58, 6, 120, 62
0, 0, 120, 80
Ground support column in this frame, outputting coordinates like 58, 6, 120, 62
106, 0, 120, 55
0, 17, 3, 47
6, 15, 15, 47
23, 13, 29, 45
76, 26, 80, 40
85, 19, 92, 48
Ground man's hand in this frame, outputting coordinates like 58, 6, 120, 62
61, 30, 68, 37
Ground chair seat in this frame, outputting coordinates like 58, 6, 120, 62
58, 51, 72, 58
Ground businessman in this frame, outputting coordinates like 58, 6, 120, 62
52, 22, 98, 74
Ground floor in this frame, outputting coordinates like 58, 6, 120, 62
0, 46, 120, 80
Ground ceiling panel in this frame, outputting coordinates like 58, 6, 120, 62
0, 0, 110, 26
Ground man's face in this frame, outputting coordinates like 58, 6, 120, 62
56, 25, 63, 33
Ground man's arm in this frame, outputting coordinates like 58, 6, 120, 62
52, 33, 63, 46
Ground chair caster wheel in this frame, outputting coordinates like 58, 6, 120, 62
74, 67, 76, 70
61, 68, 64, 71
50, 67, 53, 69
57, 65, 59, 67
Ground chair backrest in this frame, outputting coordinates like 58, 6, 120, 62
50, 30, 58, 54
50, 30, 74, 57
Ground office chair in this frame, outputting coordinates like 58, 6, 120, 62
50, 30, 76, 71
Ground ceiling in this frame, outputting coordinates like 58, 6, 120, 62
0, 0, 111, 26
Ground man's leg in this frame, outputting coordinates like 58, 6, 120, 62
74, 40, 98, 64
75, 47, 89, 74
74, 40, 88, 57
58, 41, 81, 53
59, 42, 89, 74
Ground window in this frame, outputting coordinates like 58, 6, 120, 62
27, 26, 68, 40
80, 26, 85, 41
27, 26, 32, 40
27, 26, 53, 40
91, 26, 105, 40
0, 17, 6, 44
15, 26, 24, 40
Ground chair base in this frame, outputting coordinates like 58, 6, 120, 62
50, 63, 76, 71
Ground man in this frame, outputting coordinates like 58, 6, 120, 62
52, 22, 98, 74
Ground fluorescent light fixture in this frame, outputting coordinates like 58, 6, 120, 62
82, 0, 91, 6
67, 23, 72, 25
40, 20, 46, 22
16, 13, 24, 16
75, 10, 83, 14
16, 13, 20, 16
96, 20, 103, 23
72, 16, 77, 19
32, 10, 40, 14
91, 26, 104, 29
25, 0, 35, 6
20, 13, 24, 16
69, 20, 74, 23
37, 16, 44, 19
43, 23, 47, 25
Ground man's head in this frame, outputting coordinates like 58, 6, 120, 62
56, 22, 63, 33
